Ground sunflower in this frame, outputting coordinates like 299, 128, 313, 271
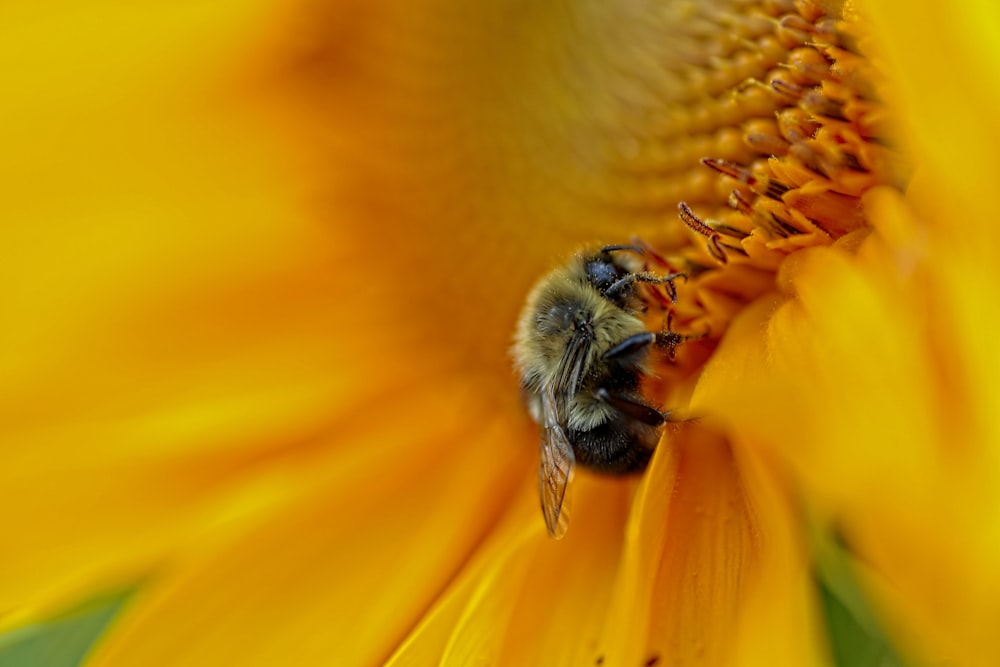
2, 0, 997, 666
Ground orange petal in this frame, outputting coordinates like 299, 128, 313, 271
388, 472, 632, 666
638, 427, 753, 666
595, 420, 825, 667
492, 476, 631, 666
727, 434, 831, 667
384, 491, 542, 667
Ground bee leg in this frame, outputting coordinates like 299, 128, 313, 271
605, 329, 701, 362
655, 312, 709, 359
605, 271, 687, 302
654, 331, 685, 359
595, 388, 665, 426
602, 332, 655, 360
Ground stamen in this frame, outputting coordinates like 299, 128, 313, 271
678, 202, 729, 263
729, 188, 754, 216
782, 47, 832, 85
714, 222, 752, 239
770, 77, 804, 99
776, 107, 819, 143
802, 86, 848, 120
702, 158, 790, 200
776, 14, 815, 46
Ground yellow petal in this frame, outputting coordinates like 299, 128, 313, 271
86, 384, 530, 667
727, 435, 830, 667
0, 0, 374, 614
695, 222, 1000, 664
1, 0, 909, 664
691, 0, 1000, 657
863, 0, 1000, 476
866, 0, 1000, 251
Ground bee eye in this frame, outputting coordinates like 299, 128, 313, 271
539, 302, 578, 333
584, 259, 623, 293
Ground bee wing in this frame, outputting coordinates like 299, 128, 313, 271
555, 327, 592, 405
539, 383, 576, 539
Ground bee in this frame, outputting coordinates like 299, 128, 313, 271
513, 245, 685, 538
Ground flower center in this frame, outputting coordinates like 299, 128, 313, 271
631, 0, 899, 382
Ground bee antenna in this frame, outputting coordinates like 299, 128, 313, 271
599, 244, 645, 255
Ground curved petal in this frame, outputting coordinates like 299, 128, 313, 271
695, 1, 1000, 657
695, 226, 1000, 664
384, 491, 542, 667
387, 472, 632, 666
727, 433, 831, 667
490, 476, 631, 667
612, 425, 753, 666
594, 420, 826, 667
865, 0, 1000, 476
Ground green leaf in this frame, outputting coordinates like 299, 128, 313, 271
812, 526, 907, 667
0, 590, 130, 667
817, 574, 904, 667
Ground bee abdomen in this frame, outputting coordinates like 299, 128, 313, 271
568, 413, 659, 474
